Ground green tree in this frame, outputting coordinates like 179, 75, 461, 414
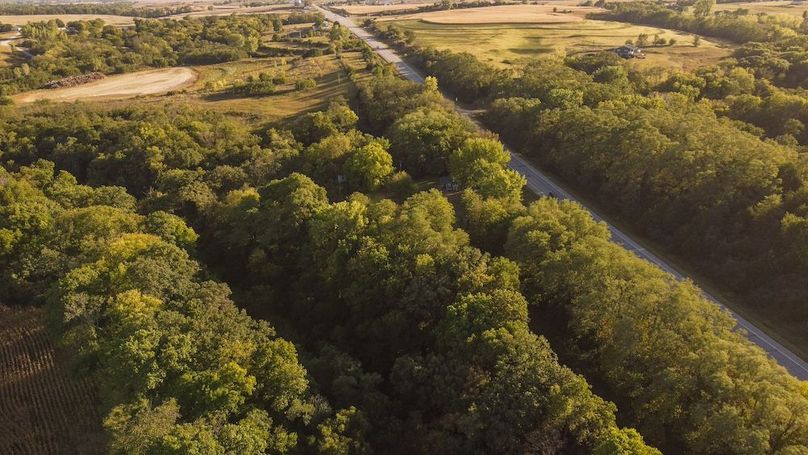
343, 142, 394, 192
693, 0, 715, 18
387, 108, 472, 176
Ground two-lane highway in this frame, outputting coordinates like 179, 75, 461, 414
318, 5, 808, 380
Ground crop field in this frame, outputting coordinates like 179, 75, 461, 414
341, 2, 434, 15
15, 67, 198, 103
392, 18, 732, 70
382, 4, 602, 24
0, 14, 135, 26
0, 305, 103, 454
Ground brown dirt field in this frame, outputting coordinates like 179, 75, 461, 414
0, 305, 104, 454
380, 4, 603, 24
15, 67, 198, 103
0, 14, 135, 26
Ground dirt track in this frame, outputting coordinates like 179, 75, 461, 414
15, 67, 197, 103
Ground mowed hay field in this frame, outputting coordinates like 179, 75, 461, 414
0, 305, 103, 454
393, 18, 732, 70
15, 67, 198, 103
0, 14, 134, 26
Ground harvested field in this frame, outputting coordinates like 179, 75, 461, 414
393, 18, 732, 70
380, 4, 602, 23
341, 2, 433, 15
15, 67, 197, 103
0, 14, 134, 26
0, 305, 103, 454
166, 4, 304, 19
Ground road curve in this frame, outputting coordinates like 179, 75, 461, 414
317, 6, 808, 380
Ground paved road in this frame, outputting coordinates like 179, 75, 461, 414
318, 6, 808, 380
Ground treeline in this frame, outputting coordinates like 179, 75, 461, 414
0, 3, 193, 18
354, 72, 808, 455
733, 38, 808, 89
5, 66, 808, 452
647, 63, 808, 145
398, 39, 808, 351
376, 15, 808, 440
353, 40, 808, 454
507, 198, 808, 454
0, 13, 306, 95
0, 97, 657, 452
590, 2, 782, 44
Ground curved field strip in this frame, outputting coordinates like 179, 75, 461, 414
0, 305, 103, 454
15, 67, 198, 103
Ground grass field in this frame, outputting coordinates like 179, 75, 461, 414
0, 305, 103, 454
180, 52, 368, 121
0, 14, 134, 26
393, 18, 732, 70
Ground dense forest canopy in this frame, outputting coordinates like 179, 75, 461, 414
0, 92, 662, 453
3, 68, 808, 452
385, 24, 808, 360
4, 3, 808, 454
